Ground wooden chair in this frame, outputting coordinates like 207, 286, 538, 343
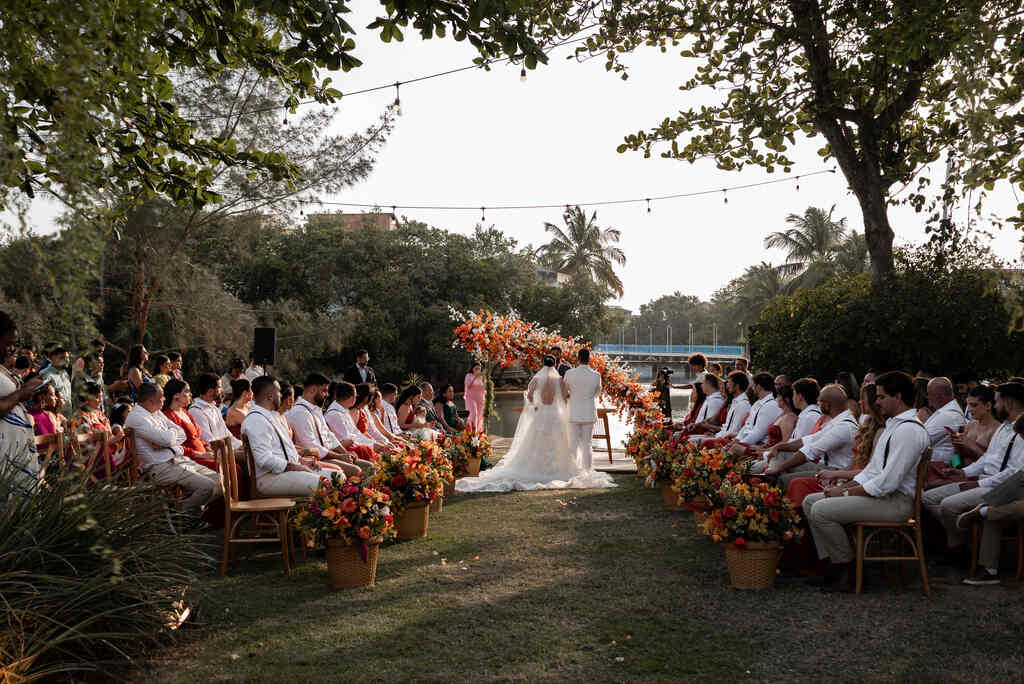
212, 438, 295, 577
35, 431, 64, 477
120, 428, 141, 486
852, 448, 932, 596
969, 517, 1024, 582
124, 427, 187, 532
594, 408, 616, 465
73, 431, 110, 485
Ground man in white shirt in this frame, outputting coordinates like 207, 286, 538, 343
803, 371, 929, 591
790, 378, 823, 442
189, 373, 242, 451
286, 373, 373, 477
124, 383, 221, 518
763, 384, 858, 487
325, 381, 386, 458
243, 354, 264, 382
682, 374, 726, 437
922, 382, 1024, 550
220, 358, 245, 404
922, 377, 967, 463
378, 383, 405, 435
711, 371, 751, 440
737, 373, 784, 471
242, 376, 327, 497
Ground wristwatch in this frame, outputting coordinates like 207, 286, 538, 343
842, 489, 849, 497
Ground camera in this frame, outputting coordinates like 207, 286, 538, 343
659, 367, 673, 378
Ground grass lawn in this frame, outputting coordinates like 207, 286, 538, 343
140, 475, 1024, 683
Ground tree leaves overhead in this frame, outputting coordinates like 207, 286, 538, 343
0, 0, 549, 214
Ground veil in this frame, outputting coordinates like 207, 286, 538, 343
500, 366, 570, 467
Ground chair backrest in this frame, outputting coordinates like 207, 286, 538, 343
912, 447, 932, 522
212, 437, 239, 505
122, 428, 140, 485
75, 431, 110, 481
241, 435, 260, 498
34, 431, 64, 476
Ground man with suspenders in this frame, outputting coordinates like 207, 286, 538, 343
802, 372, 929, 591
286, 373, 373, 478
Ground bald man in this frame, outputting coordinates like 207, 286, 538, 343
923, 376, 967, 463
762, 384, 860, 488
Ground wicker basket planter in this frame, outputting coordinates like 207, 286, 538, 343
395, 502, 430, 539
693, 509, 709, 532
326, 537, 381, 589
430, 496, 443, 513
463, 457, 482, 478
661, 483, 684, 510
724, 541, 780, 590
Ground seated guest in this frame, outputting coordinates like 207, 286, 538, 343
220, 358, 245, 405
835, 371, 861, 417
167, 351, 184, 381
914, 377, 933, 423
922, 382, 1024, 552
774, 374, 791, 394
276, 381, 342, 471
803, 371, 929, 591
862, 369, 877, 386
956, 416, 1024, 585
151, 354, 173, 388
710, 371, 751, 440
362, 386, 402, 445
161, 379, 216, 471
681, 378, 707, 425
125, 344, 154, 402
28, 382, 60, 437
433, 383, 464, 432
378, 383, 405, 435
764, 384, 860, 486
741, 385, 797, 464
243, 354, 264, 382
225, 378, 252, 439
286, 373, 374, 477
726, 373, 782, 459
39, 346, 73, 419
735, 357, 753, 382
242, 376, 328, 497
325, 381, 385, 460
709, 362, 724, 377
790, 378, 823, 441
922, 377, 967, 463
188, 373, 242, 451
949, 385, 999, 466
676, 374, 725, 436
124, 383, 221, 519
70, 381, 127, 475
417, 382, 449, 432
395, 385, 440, 441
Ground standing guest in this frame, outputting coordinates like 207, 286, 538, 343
188, 373, 242, 451
652, 368, 676, 420
325, 381, 386, 458
949, 385, 1000, 466
922, 382, 1024, 552
151, 355, 173, 388
433, 383, 464, 432
161, 379, 216, 471
914, 377, 934, 423
220, 358, 245, 404
735, 357, 753, 382
464, 362, 486, 433
286, 373, 371, 477
922, 377, 967, 464
802, 371, 929, 591
125, 345, 154, 402
39, 346, 73, 418
862, 369, 878, 386
28, 383, 60, 437
678, 353, 708, 393
835, 371, 861, 417
167, 352, 184, 381
12, 356, 32, 380
225, 378, 252, 440
0, 312, 44, 495
18, 346, 36, 368
550, 346, 572, 377
342, 349, 377, 386
242, 376, 329, 497
709, 362, 724, 377
124, 383, 221, 520
243, 353, 265, 383
70, 381, 126, 475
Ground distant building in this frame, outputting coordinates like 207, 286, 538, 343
306, 211, 398, 232
536, 266, 572, 286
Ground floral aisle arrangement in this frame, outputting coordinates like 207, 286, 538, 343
292, 472, 394, 588
444, 429, 492, 477
627, 422, 670, 480
671, 447, 753, 510
699, 479, 804, 590
371, 441, 444, 539
451, 308, 664, 430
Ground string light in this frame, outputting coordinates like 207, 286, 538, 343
795, 175, 800, 191
520, 66, 527, 82
646, 198, 651, 214
722, 189, 728, 205
392, 82, 402, 116
480, 206, 486, 222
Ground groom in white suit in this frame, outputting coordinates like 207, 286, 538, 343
563, 349, 602, 471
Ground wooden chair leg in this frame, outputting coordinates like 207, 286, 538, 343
916, 523, 931, 597
855, 526, 864, 595
279, 510, 291, 575
603, 414, 613, 465
220, 511, 231, 577
970, 523, 980, 574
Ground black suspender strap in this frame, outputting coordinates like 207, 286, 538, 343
883, 419, 926, 468
822, 418, 858, 466
1000, 434, 1018, 472
299, 402, 325, 446
256, 412, 292, 460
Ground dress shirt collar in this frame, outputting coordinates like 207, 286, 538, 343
192, 398, 216, 412
886, 408, 920, 426
930, 398, 965, 419
327, 400, 350, 417
296, 396, 323, 414
250, 403, 282, 423
707, 391, 723, 402
832, 409, 854, 423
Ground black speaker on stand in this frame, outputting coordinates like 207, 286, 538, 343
253, 327, 277, 368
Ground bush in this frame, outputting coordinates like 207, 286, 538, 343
749, 258, 1024, 380
0, 466, 212, 681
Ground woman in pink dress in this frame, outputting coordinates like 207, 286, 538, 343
464, 362, 486, 433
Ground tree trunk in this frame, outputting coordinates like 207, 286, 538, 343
852, 184, 895, 289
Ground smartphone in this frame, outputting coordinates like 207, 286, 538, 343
35, 375, 53, 388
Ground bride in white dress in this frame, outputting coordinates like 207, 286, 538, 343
456, 356, 616, 492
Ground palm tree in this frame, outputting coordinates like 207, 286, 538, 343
764, 205, 848, 291
539, 206, 626, 297
834, 231, 870, 275
736, 261, 789, 320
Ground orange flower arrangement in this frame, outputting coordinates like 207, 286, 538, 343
700, 479, 804, 549
370, 441, 445, 511
441, 429, 492, 476
292, 472, 395, 552
671, 445, 752, 507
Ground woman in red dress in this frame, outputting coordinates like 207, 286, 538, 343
162, 379, 216, 471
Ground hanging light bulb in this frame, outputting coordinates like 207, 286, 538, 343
520, 66, 527, 82
392, 82, 402, 116
795, 175, 801, 191
646, 198, 651, 214
722, 189, 728, 205
480, 206, 486, 222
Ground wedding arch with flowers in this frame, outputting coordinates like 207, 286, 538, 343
450, 309, 664, 431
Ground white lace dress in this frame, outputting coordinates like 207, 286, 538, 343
456, 367, 616, 492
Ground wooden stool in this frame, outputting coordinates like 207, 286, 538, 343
595, 408, 615, 465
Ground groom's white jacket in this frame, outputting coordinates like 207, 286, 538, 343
564, 365, 601, 423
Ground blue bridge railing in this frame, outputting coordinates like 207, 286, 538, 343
595, 344, 744, 356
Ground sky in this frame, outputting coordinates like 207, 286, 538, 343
13, 9, 1024, 313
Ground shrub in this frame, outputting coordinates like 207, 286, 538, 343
0, 465, 211, 680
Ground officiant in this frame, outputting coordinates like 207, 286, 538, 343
550, 346, 571, 377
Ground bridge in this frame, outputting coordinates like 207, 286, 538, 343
594, 344, 747, 379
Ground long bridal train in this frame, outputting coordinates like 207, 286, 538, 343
455, 366, 616, 493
